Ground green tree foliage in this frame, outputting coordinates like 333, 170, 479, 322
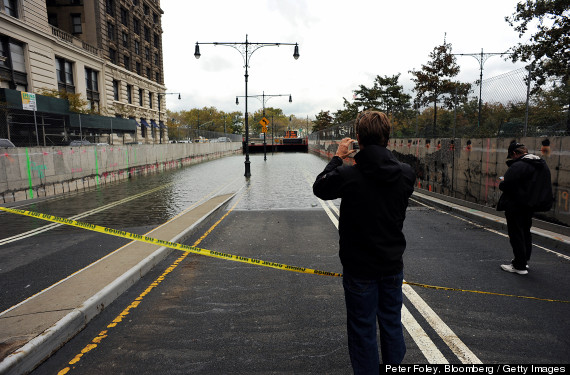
333, 98, 360, 124
167, 107, 244, 140
354, 74, 413, 115
409, 41, 471, 134
505, 0, 570, 129
313, 110, 333, 132
247, 107, 286, 136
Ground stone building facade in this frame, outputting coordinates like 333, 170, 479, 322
0, 0, 169, 144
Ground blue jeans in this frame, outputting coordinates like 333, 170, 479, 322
343, 271, 405, 374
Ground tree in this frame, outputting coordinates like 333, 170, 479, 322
354, 74, 412, 116
409, 40, 471, 136
333, 97, 360, 124
505, 0, 570, 130
313, 110, 333, 132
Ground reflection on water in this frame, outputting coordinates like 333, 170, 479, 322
0, 153, 331, 236
235, 153, 334, 210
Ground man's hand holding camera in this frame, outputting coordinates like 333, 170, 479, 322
335, 137, 358, 159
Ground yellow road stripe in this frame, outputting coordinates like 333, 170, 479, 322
57, 187, 248, 374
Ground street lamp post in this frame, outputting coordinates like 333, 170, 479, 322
453, 49, 503, 129
157, 92, 181, 144
195, 34, 299, 177
236, 92, 292, 161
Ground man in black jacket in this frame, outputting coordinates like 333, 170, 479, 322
313, 111, 415, 371
497, 141, 553, 275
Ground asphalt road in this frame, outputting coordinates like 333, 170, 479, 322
33, 196, 570, 374
1, 153, 568, 373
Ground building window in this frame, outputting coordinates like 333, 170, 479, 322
123, 55, 130, 70
85, 67, 99, 112
56, 57, 75, 93
126, 84, 132, 104
155, 71, 159, 83
106, 0, 114, 16
133, 18, 140, 35
134, 40, 140, 55
71, 14, 82, 34
146, 67, 151, 78
107, 22, 115, 41
153, 33, 159, 48
48, 13, 58, 27
138, 88, 143, 106
109, 47, 117, 64
132, 0, 138, 5
145, 47, 150, 61
0, 36, 28, 91
122, 32, 128, 47
143, 3, 149, 15
135, 61, 141, 75
143, 27, 150, 42
3, 0, 18, 18
154, 53, 158, 65
112, 79, 119, 100
148, 92, 152, 109
153, 13, 158, 23
120, 7, 128, 26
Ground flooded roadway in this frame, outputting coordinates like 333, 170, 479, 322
0, 153, 343, 312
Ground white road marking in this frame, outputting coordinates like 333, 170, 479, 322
410, 198, 570, 261
401, 305, 448, 364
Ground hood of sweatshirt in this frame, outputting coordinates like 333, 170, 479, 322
353, 145, 403, 184
507, 153, 546, 168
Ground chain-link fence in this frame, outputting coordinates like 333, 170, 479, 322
167, 126, 242, 143
0, 109, 242, 147
399, 67, 569, 139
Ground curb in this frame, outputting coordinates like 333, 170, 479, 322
0, 193, 236, 375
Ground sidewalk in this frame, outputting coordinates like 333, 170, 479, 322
0, 194, 234, 375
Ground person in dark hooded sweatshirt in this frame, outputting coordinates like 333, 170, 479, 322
497, 141, 553, 275
313, 111, 415, 372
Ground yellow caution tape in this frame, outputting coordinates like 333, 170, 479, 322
0, 206, 342, 278
1, 206, 568, 303
403, 281, 569, 303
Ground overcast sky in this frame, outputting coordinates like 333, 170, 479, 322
161, 0, 531, 119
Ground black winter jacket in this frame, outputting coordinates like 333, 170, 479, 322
497, 154, 553, 212
313, 145, 415, 279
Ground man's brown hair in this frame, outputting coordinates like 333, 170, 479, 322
354, 111, 391, 147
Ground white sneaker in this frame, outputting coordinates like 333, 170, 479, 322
501, 264, 528, 275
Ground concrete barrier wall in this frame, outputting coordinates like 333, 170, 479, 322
0, 142, 242, 203
309, 137, 570, 227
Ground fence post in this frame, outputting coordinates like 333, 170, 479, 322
33, 110, 39, 146
79, 114, 83, 141
524, 63, 532, 137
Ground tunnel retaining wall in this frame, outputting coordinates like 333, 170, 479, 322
0, 142, 242, 203
309, 137, 570, 227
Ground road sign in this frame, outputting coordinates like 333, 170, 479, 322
259, 117, 269, 126
262, 125, 268, 133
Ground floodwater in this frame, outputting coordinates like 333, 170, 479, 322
0, 153, 335, 237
